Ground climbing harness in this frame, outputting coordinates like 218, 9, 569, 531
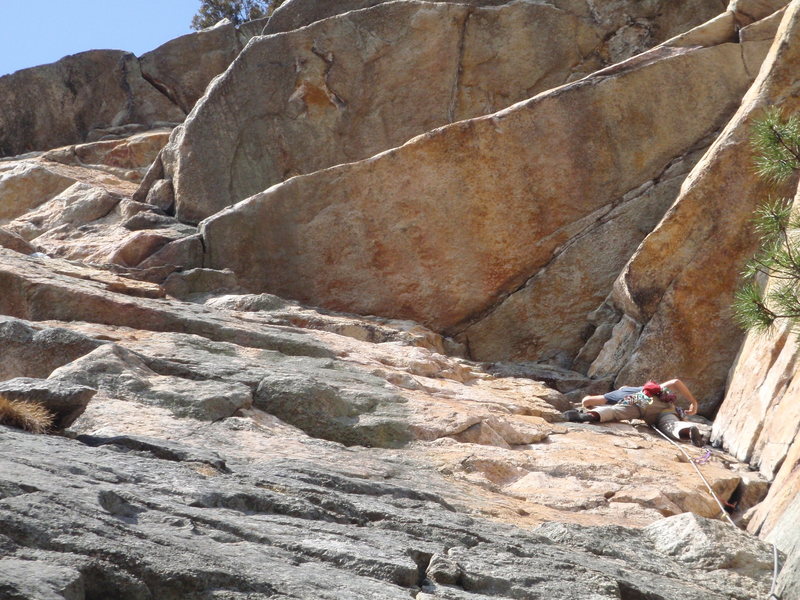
649, 424, 783, 598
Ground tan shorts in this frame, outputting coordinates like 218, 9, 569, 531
593, 402, 641, 422
592, 400, 692, 440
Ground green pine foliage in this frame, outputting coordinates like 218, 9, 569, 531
734, 108, 800, 332
191, 0, 284, 30
751, 107, 800, 184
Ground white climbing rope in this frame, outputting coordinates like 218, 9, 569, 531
648, 424, 736, 527
649, 424, 783, 598
769, 542, 781, 600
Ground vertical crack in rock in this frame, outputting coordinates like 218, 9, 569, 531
117, 54, 137, 128
448, 7, 473, 123
310, 42, 347, 109
409, 549, 434, 588
140, 66, 185, 114
740, 40, 756, 80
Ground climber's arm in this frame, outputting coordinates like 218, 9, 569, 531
661, 378, 699, 415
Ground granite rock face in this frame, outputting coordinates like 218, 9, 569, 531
139, 21, 242, 114
163, 0, 598, 223
710, 204, 800, 600
159, 0, 727, 224
0, 51, 183, 157
0, 426, 775, 600
201, 35, 757, 366
0, 1, 797, 598
266, 0, 725, 41
577, 0, 800, 410
0, 251, 779, 597
0, 250, 753, 527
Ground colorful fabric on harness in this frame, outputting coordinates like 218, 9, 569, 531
620, 391, 653, 408
620, 386, 675, 408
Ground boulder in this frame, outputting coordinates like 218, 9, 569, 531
136, 234, 204, 270
4, 183, 121, 242
534, 514, 774, 599
40, 129, 171, 182
144, 178, 174, 213
105, 231, 180, 267
162, 268, 242, 299
0, 163, 76, 223
120, 211, 181, 231
201, 39, 755, 363
254, 368, 413, 447
160, 0, 725, 224
0, 378, 96, 429
0, 50, 183, 157
139, 21, 241, 114
644, 512, 774, 577
0, 317, 103, 381
579, 1, 800, 409
0, 228, 34, 255
52, 344, 252, 422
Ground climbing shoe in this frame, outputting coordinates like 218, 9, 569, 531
563, 409, 599, 423
689, 426, 704, 447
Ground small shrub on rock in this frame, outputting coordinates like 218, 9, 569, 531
0, 394, 54, 434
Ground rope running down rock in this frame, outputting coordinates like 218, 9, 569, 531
649, 424, 782, 599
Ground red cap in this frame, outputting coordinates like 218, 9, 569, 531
642, 381, 662, 397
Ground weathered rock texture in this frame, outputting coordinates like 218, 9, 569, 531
266, 0, 725, 40
159, 0, 727, 224
0, 246, 778, 597
577, 0, 800, 410
0, 425, 775, 600
0, 51, 183, 157
139, 18, 269, 115
0, 131, 200, 268
0, 248, 756, 523
201, 33, 759, 369
0, 1, 797, 598
709, 171, 800, 598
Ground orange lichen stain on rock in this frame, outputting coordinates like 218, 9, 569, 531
290, 81, 338, 112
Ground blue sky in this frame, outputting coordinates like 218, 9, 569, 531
0, 0, 202, 76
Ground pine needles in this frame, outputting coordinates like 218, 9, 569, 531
752, 107, 800, 184
0, 394, 54, 434
735, 108, 800, 333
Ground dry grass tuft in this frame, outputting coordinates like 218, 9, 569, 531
0, 394, 54, 434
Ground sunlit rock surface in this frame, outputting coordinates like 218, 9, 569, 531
0, 1, 796, 598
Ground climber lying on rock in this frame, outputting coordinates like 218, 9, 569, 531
563, 379, 705, 446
